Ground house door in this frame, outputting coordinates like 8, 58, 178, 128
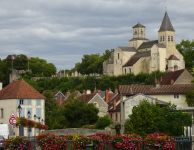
20, 126, 24, 136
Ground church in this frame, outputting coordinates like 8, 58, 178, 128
103, 12, 185, 76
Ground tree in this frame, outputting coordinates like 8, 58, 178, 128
185, 79, 194, 106
125, 99, 192, 136
95, 115, 113, 129
63, 95, 99, 128
176, 39, 194, 73
43, 63, 57, 77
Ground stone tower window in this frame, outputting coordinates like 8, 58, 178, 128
171, 36, 173, 41
118, 53, 119, 59
163, 36, 165, 41
141, 29, 143, 34
168, 36, 170, 41
135, 30, 137, 34
160, 36, 162, 42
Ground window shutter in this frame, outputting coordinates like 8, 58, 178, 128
17, 99, 19, 105
28, 99, 31, 105
36, 108, 41, 118
27, 108, 32, 118
21, 108, 25, 117
24, 99, 27, 105
36, 99, 41, 105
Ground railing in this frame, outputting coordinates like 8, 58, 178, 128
0, 140, 193, 150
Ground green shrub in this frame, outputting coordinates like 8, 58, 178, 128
95, 116, 113, 129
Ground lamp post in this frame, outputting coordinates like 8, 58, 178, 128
17, 105, 22, 136
34, 114, 36, 137
41, 119, 44, 133
27, 111, 31, 138
38, 117, 40, 134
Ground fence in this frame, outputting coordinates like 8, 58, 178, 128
0, 139, 193, 150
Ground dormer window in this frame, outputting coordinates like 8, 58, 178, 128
171, 36, 173, 41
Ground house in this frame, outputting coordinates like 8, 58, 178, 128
103, 12, 185, 76
0, 79, 45, 137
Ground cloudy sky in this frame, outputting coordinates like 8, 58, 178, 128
0, 0, 194, 72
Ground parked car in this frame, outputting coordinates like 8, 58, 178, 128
0, 135, 4, 150
0, 124, 13, 139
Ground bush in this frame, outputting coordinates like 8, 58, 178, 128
95, 116, 113, 129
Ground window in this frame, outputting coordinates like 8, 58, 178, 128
168, 36, 170, 41
1, 109, 3, 118
20, 108, 25, 117
163, 36, 165, 41
129, 68, 131, 73
36, 99, 41, 105
116, 113, 117, 121
135, 30, 137, 34
36, 108, 41, 118
93, 102, 98, 108
118, 53, 119, 59
110, 113, 112, 119
20, 100, 24, 105
27, 108, 32, 118
125, 69, 126, 75
174, 94, 179, 99
141, 29, 143, 34
160, 36, 162, 42
27, 99, 31, 105
171, 36, 173, 41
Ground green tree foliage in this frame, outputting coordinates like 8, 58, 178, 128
125, 100, 192, 136
44, 92, 66, 129
185, 79, 194, 106
63, 95, 99, 128
43, 63, 57, 77
176, 39, 194, 73
95, 115, 113, 129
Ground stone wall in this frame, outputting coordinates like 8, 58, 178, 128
44, 128, 111, 136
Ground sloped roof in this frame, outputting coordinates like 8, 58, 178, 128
160, 69, 185, 85
167, 55, 179, 60
156, 43, 166, 48
80, 93, 96, 103
123, 58, 140, 67
118, 47, 137, 52
103, 93, 117, 102
0, 80, 45, 99
119, 84, 194, 95
137, 40, 158, 50
133, 23, 145, 28
108, 103, 121, 112
159, 12, 175, 32
131, 51, 151, 58
107, 94, 120, 110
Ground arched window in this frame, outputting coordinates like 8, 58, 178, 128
163, 36, 165, 41
118, 53, 119, 59
135, 30, 137, 34
168, 36, 170, 41
141, 29, 143, 34
129, 68, 131, 73
160, 36, 162, 42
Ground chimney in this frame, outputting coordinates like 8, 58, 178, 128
109, 87, 111, 92
171, 79, 174, 85
66, 90, 71, 97
0, 80, 2, 90
86, 89, 91, 94
154, 78, 157, 83
105, 89, 109, 103
115, 87, 118, 93
57, 94, 62, 105
97, 89, 101, 96
94, 87, 97, 93
160, 76, 163, 82
114, 100, 116, 109
83, 89, 86, 95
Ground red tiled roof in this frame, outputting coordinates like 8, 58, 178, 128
160, 69, 185, 85
107, 94, 121, 110
167, 55, 179, 60
78, 93, 96, 103
0, 80, 45, 99
119, 84, 194, 95
103, 93, 117, 103
123, 58, 140, 67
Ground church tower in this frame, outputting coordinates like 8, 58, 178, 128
133, 23, 145, 38
158, 12, 176, 58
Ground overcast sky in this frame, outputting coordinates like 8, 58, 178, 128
0, 0, 194, 72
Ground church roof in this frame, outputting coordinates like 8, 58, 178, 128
137, 40, 158, 50
160, 69, 185, 85
131, 50, 151, 58
167, 55, 179, 60
158, 12, 175, 32
0, 79, 45, 99
118, 47, 137, 52
133, 23, 145, 28
129, 37, 149, 41
123, 58, 140, 67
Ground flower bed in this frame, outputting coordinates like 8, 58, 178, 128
4, 136, 33, 150
16, 117, 48, 130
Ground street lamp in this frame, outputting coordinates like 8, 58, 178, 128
27, 111, 31, 138
17, 105, 22, 136
34, 115, 36, 137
